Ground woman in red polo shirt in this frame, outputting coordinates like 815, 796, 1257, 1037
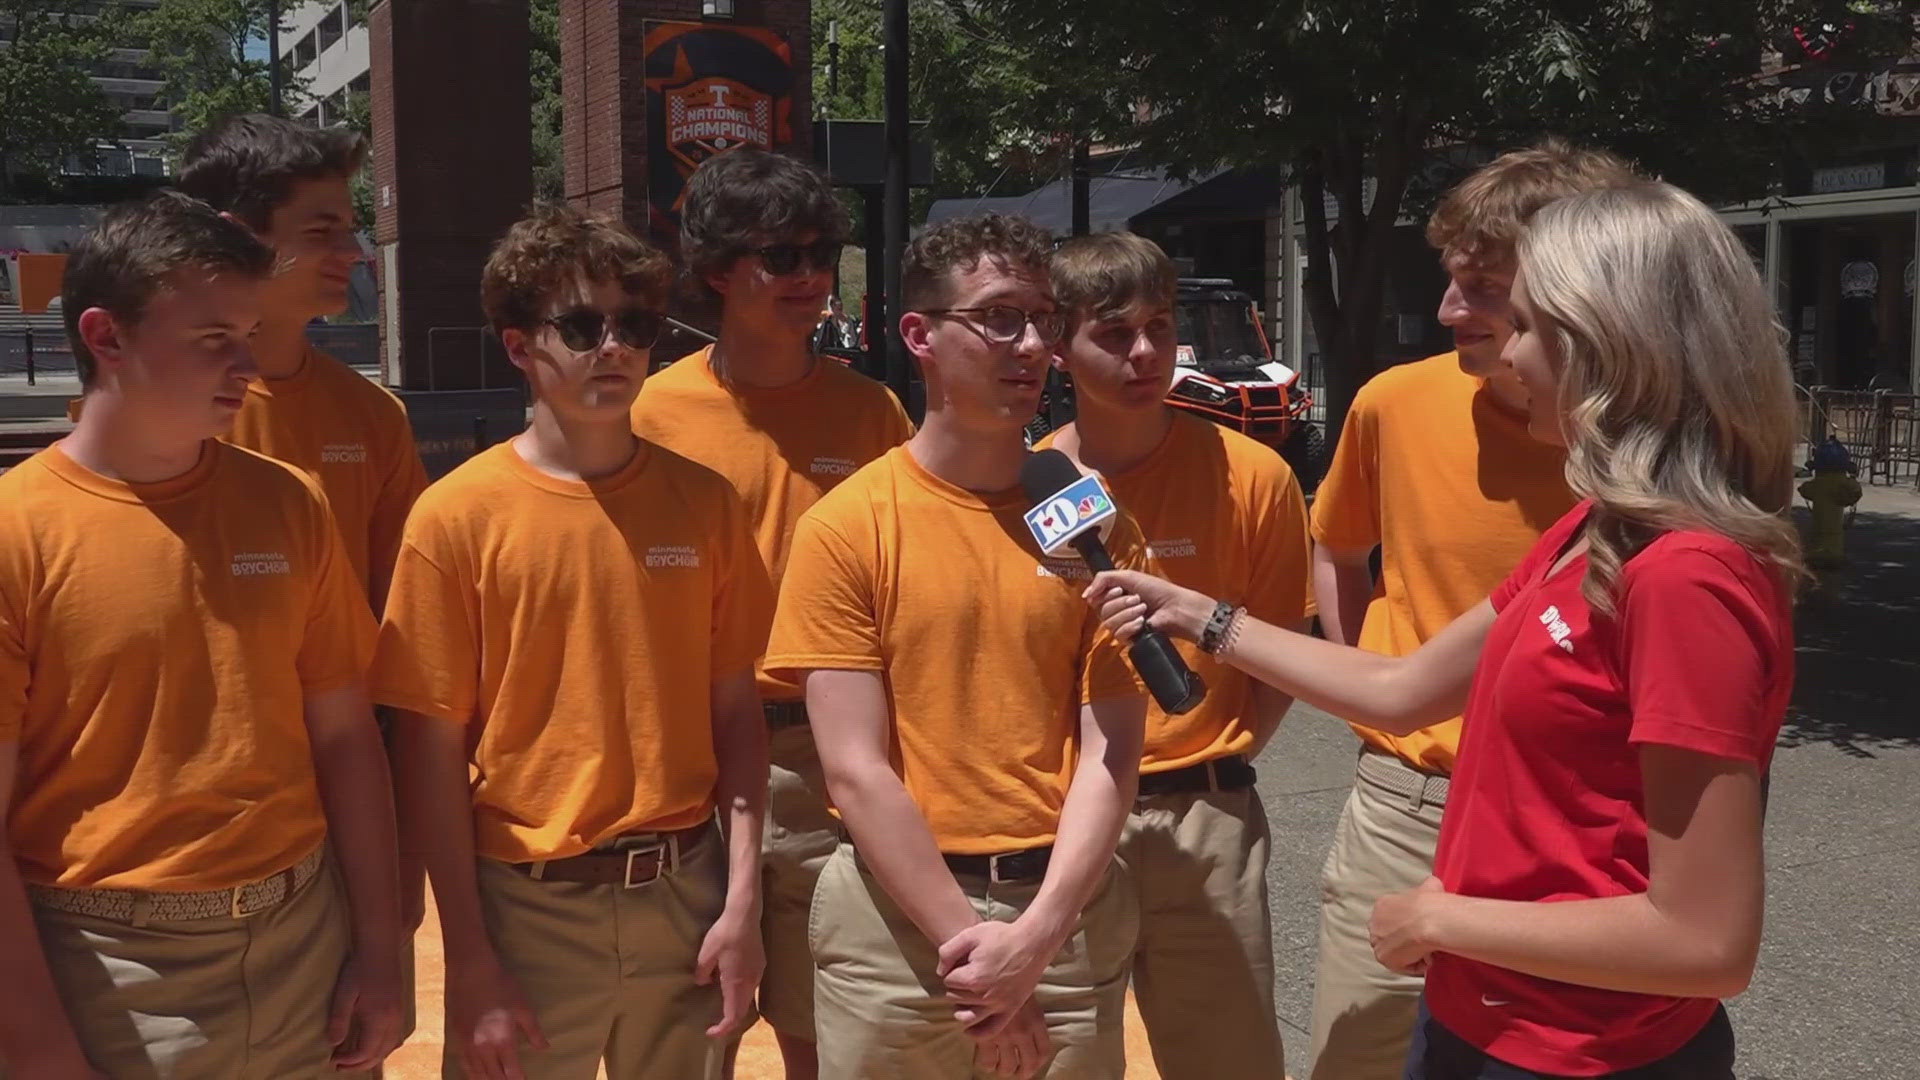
1086, 179, 1798, 1080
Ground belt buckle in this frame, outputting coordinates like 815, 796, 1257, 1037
230, 883, 262, 919
987, 853, 1011, 886
622, 839, 675, 889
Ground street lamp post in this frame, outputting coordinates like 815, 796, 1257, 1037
882, 0, 910, 411
267, 0, 283, 117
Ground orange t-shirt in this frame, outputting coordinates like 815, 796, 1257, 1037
632, 348, 913, 701
1042, 412, 1314, 772
225, 344, 429, 605
763, 446, 1145, 854
369, 440, 774, 863
1310, 354, 1575, 772
0, 442, 375, 890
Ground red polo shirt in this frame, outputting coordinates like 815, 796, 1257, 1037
1427, 502, 1794, 1075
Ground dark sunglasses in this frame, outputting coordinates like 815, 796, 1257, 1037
754, 238, 842, 276
542, 307, 664, 352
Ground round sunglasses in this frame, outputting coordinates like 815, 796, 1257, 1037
753, 238, 843, 276
542, 307, 664, 352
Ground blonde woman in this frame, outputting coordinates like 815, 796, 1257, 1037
1085, 181, 1798, 1080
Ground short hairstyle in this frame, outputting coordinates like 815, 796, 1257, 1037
178, 113, 367, 230
680, 149, 849, 290
480, 202, 674, 336
1426, 138, 1639, 266
902, 212, 1053, 312
1050, 232, 1177, 331
62, 190, 275, 388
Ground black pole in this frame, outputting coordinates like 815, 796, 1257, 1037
267, 0, 283, 117
863, 187, 886, 383
1071, 141, 1091, 236
828, 20, 840, 100
882, 0, 912, 413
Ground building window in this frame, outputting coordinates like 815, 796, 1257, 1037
349, 73, 370, 95
294, 30, 317, 69
319, 4, 343, 52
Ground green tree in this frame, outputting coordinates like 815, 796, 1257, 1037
530, 0, 562, 200
0, 0, 126, 199
138, 0, 307, 149
963, 0, 1914, 437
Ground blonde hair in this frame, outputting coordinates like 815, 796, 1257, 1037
1427, 138, 1640, 265
1050, 232, 1177, 333
1517, 181, 1802, 614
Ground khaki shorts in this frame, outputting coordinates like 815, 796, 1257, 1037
449, 827, 737, 1080
1121, 785, 1284, 1079
810, 843, 1138, 1079
20, 848, 350, 1079
1307, 752, 1446, 1080
759, 721, 840, 1040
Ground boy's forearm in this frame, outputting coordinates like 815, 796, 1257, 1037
393, 715, 497, 966
310, 719, 403, 966
0, 853, 91, 1069
711, 703, 768, 916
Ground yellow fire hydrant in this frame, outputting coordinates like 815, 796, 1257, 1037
1799, 437, 1862, 570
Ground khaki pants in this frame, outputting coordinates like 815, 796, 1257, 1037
450, 828, 736, 1080
1307, 753, 1446, 1080
1120, 786, 1283, 1080
759, 722, 840, 1040
21, 849, 349, 1079
810, 844, 1138, 1079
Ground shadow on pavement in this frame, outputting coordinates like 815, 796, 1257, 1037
1783, 508, 1920, 756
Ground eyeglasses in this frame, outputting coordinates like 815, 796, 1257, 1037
754, 238, 842, 276
542, 307, 664, 352
918, 305, 1067, 346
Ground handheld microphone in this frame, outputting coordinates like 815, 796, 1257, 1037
1019, 449, 1206, 716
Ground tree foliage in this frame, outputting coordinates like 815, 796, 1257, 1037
138, 0, 307, 149
0, 0, 126, 197
962, 0, 1916, 434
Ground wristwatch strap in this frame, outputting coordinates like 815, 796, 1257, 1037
1200, 600, 1241, 655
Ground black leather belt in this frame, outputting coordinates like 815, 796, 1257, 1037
1137, 754, 1257, 798
942, 845, 1053, 884
764, 700, 808, 729
512, 824, 711, 888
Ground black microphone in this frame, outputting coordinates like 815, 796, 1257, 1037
1019, 449, 1206, 715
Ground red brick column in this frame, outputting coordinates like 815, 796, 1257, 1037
370, 0, 533, 391
559, 0, 812, 232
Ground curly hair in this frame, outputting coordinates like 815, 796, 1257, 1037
680, 149, 848, 293
481, 203, 674, 335
1427, 138, 1638, 267
902, 212, 1054, 311
63, 191, 275, 388
178, 113, 367, 231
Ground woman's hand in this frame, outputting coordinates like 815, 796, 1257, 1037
1082, 570, 1217, 643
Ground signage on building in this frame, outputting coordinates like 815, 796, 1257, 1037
1775, 64, 1920, 117
643, 22, 795, 247
1840, 260, 1879, 299
1811, 163, 1887, 194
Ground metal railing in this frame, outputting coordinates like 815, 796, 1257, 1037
0, 328, 77, 384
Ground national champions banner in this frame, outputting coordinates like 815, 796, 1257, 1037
643, 21, 795, 248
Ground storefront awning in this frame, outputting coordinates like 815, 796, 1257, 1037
923, 168, 1222, 233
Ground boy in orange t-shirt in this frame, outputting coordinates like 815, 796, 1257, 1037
631, 150, 911, 1079
0, 193, 404, 1077
1304, 142, 1636, 1080
373, 205, 773, 1080
766, 213, 1147, 1077
1039, 233, 1311, 1079
178, 114, 428, 610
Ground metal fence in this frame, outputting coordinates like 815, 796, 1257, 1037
0, 327, 77, 383
1803, 386, 1920, 489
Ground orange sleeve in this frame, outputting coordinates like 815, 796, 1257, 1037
368, 405, 429, 607
709, 482, 775, 677
1309, 380, 1383, 552
299, 489, 379, 694
369, 525, 481, 722
1245, 456, 1315, 626
763, 511, 885, 676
